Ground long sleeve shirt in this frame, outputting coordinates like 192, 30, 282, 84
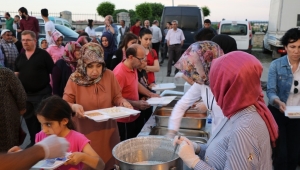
168, 83, 224, 134
194, 106, 273, 170
151, 25, 162, 43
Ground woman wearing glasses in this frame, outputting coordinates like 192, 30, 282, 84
267, 28, 300, 170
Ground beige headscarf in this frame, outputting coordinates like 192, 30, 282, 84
69, 42, 106, 86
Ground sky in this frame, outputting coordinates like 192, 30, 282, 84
0, 0, 271, 22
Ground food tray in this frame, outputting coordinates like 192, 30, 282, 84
31, 153, 71, 170
151, 83, 176, 91
84, 107, 140, 122
285, 106, 300, 118
146, 96, 177, 106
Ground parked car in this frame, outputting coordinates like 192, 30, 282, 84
218, 20, 253, 53
39, 24, 78, 45
49, 17, 75, 30
95, 24, 121, 45
0, 15, 6, 29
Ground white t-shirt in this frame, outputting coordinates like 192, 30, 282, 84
85, 26, 96, 37
45, 21, 55, 45
168, 83, 224, 135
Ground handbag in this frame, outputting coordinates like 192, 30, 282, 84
19, 116, 26, 145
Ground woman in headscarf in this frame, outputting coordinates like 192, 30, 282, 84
0, 65, 26, 152
100, 32, 116, 70
63, 42, 132, 170
77, 35, 89, 46
211, 34, 237, 54
46, 30, 64, 63
173, 51, 278, 170
52, 41, 81, 97
167, 41, 224, 137
38, 38, 48, 50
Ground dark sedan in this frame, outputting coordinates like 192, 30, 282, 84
39, 24, 78, 45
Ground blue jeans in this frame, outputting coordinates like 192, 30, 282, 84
269, 105, 300, 170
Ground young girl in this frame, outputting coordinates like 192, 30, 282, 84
39, 38, 48, 50
35, 96, 104, 170
111, 33, 138, 70
139, 28, 160, 87
47, 30, 65, 63
100, 32, 116, 70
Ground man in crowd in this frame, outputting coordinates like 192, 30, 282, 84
151, 20, 162, 58
130, 19, 141, 36
197, 19, 218, 35
103, 15, 118, 48
18, 7, 39, 38
119, 20, 130, 45
160, 21, 172, 65
0, 29, 19, 70
13, 15, 21, 41
143, 20, 152, 32
4, 12, 14, 33
113, 44, 159, 141
14, 30, 54, 147
165, 20, 185, 77
41, 8, 55, 45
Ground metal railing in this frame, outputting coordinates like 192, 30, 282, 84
0, 10, 104, 23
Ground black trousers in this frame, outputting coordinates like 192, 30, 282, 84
160, 43, 168, 63
152, 42, 160, 59
268, 105, 300, 170
24, 85, 52, 147
167, 44, 181, 75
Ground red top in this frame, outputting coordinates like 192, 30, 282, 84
130, 25, 141, 36
113, 61, 140, 123
20, 16, 39, 37
147, 49, 158, 84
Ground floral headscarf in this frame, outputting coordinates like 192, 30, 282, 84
69, 42, 105, 86
174, 41, 224, 85
62, 41, 81, 72
51, 30, 63, 46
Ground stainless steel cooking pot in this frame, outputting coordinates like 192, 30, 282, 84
113, 136, 183, 170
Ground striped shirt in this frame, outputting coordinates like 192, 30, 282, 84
0, 39, 19, 71
194, 105, 273, 170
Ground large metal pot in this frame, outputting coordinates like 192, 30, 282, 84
113, 136, 183, 170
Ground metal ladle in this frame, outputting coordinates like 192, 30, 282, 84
172, 135, 181, 160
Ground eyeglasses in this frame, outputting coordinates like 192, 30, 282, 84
21, 39, 34, 42
133, 56, 146, 63
294, 80, 298, 94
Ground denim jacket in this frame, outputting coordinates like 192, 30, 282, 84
267, 55, 293, 108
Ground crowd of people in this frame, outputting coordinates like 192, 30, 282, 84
1, 5, 300, 170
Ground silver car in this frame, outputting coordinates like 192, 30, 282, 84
95, 24, 121, 45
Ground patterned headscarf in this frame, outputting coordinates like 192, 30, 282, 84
69, 42, 105, 86
175, 41, 224, 85
51, 30, 63, 45
62, 41, 82, 72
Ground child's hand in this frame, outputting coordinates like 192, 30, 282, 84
7, 146, 22, 153
65, 152, 84, 166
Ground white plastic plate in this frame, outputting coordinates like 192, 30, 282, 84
285, 106, 300, 119
84, 110, 111, 122
146, 96, 177, 106
31, 153, 71, 170
151, 83, 176, 91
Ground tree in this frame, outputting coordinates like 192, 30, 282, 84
112, 9, 128, 23
135, 3, 152, 21
96, 1, 115, 18
148, 3, 164, 23
129, 9, 138, 26
202, 6, 210, 17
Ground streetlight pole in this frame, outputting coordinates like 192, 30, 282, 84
172, 0, 174, 6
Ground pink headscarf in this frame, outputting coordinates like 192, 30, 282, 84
62, 41, 81, 72
51, 30, 63, 43
209, 51, 278, 147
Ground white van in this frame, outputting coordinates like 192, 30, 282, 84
218, 20, 252, 53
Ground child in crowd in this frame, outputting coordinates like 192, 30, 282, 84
47, 30, 64, 63
39, 38, 48, 50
